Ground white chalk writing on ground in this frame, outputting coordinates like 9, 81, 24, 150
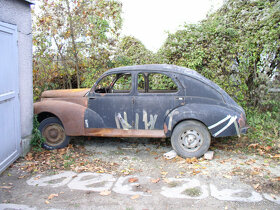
67, 172, 116, 192
210, 184, 263, 202
160, 178, 208, 199
25, 171, 280, 205
112, 175, 151, 196
26, 171, 76, 187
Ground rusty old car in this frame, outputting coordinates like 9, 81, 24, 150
34, 64, 248, 157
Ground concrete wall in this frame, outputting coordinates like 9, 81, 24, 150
0, 0, 33, 147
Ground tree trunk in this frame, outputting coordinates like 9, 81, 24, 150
65, 0, 80, 88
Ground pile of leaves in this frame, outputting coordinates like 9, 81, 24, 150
21, 144, 118, 174
211, 136, 280, 158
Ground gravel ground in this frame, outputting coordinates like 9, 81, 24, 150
0, 137, 279, 210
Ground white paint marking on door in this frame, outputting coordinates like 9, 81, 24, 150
143, 110, 158, 130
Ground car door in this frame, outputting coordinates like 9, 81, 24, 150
87, 72, 134, 129
134, 71, 184, 130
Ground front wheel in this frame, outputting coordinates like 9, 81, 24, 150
38, 117, 70, 150
171, 121, 211, 158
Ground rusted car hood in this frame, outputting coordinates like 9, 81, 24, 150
42, 89, 90, 98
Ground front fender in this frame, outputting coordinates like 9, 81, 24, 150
34, 100, 87, 136
164, 104, 242, 138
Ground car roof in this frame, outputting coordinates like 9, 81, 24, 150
107, 64, 201, 77
107, 64, 235, 104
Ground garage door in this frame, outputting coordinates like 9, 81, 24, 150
0, 21, 21, 174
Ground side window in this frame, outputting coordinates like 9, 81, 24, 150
95, 74, 116, 93
113, 73, 132, 92
137, 73, 145, 93
94, 73, 132, 94
148, 73, 178, 93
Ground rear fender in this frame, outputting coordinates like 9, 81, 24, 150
164, 104, 241, 138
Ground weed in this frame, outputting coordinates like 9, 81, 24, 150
30, 115, 45, 152
168, 181, 178, 188
183, 187, 201, 197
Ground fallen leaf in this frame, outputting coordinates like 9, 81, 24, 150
150, 151, 158, 155
192, 170, 200, 175
0, 186, 12, 189
272, 177, 280, 181
248, 143, 259, 149
264, 146, 272, 151
273, 154, 280, 158
151, 178, 160, 183
160, 171, 168, 176
245, 159, 256, 165
130, 194, 140, 200
99, 190, 111, 196
163, 178, 171, 183
128, 178, 138, 183
48, 193, 58, 200
186, 157, 198, 164
253, 183, 260, 189
270, 194, 277, 199
45, 200, 50, 204
25, 152, 33, 161
223, 175, 232, 179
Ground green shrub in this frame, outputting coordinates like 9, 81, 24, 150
245, 100, 280, 149
30, 115, 45, 152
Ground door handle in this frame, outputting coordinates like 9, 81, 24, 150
176, 97, 184, 100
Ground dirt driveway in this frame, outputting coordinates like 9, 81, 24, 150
0, 137, 279, 210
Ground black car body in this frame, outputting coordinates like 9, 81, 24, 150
35, 64, 248, 157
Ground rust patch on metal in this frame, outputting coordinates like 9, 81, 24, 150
163, 123, 168, 133
85, 128, 166, 138
34, 100, 86, 136
41, 97, 88, 107
42, 88, 90, 98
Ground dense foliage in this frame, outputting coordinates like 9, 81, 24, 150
160, 0, 280, 108
158, 0, 279, 149
32, 0, 279, 151
33, 0, 122, 100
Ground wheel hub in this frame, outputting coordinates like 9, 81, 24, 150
180, 130, 203, 152
43, 124, 65, 146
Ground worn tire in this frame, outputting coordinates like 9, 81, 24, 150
171, 120, 211, 158
38, 117, 70, 150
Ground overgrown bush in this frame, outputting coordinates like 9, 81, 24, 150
245, 100, 280, 149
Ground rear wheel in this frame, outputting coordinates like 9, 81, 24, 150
171, 120, 211, 158
38, 117, 70, 150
